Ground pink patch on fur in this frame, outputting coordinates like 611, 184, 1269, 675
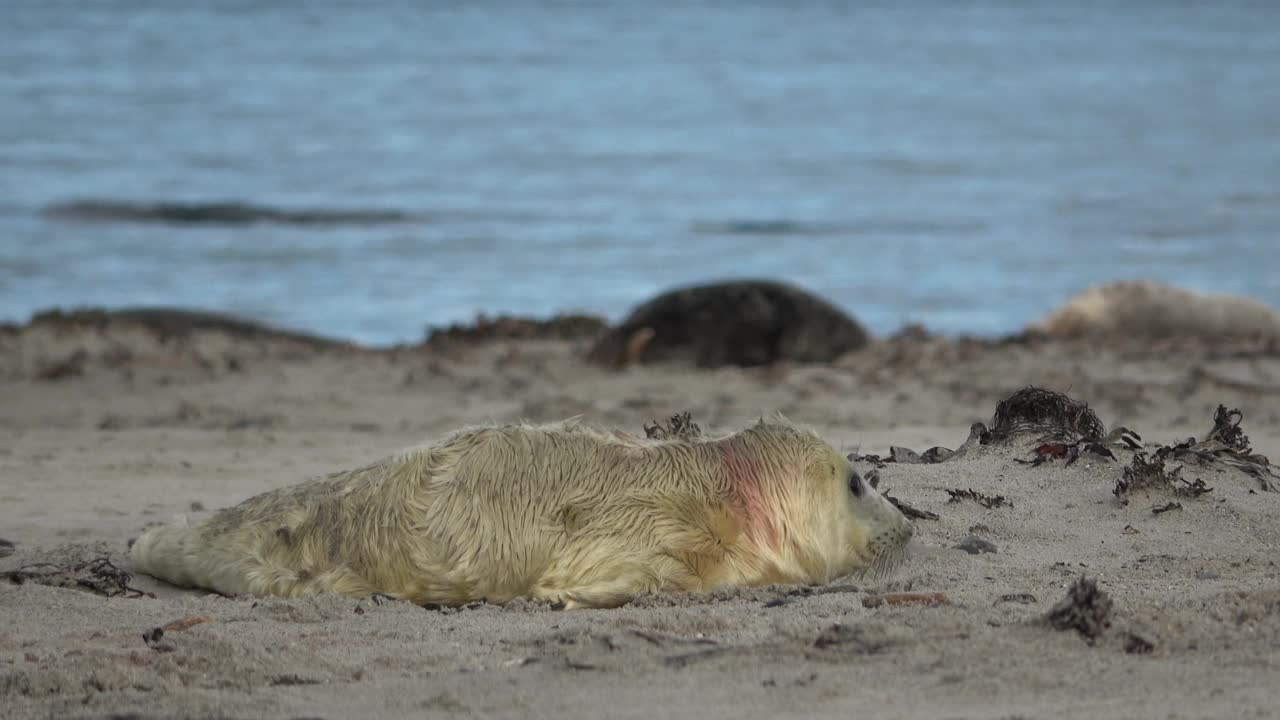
720, 440, 779, 549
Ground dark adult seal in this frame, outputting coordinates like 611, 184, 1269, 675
588, 280, 870, 368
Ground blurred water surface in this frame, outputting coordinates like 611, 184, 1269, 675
1, 1, 1277, 344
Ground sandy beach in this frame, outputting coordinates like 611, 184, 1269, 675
2, 313, 1279, 720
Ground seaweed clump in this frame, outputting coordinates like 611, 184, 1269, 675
985, 387, 1105, 445
1045, 576, 1113, 642
1114, 453, 1212, 503
1, 556, 152, 598
1154, 405, 1277, 492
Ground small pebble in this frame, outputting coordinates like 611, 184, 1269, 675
954, 535, 997, 555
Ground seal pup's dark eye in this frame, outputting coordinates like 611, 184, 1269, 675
848, 469, 865, 497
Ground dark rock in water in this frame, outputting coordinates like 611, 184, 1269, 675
954, 535, 997, 555
0, 538, 14, 558
587, 280, 870, 369
44, 199, 416, 227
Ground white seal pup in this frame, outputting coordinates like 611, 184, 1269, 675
130, 419, 913, 609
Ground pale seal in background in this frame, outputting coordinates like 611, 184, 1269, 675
1031, 280, 1280, 340
130, 419, 913, 608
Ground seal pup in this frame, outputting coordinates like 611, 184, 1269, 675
130, 419, 913, 609
1031, 280, 1280, 340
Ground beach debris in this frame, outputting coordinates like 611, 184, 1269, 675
1017, 439, 1117, 467
861, 592, 949, 609
1045, 576, 1112, 641
141, 627, 176, 653
887, 445, 956, 464
586, 280, 869, 369
1124, 632, 1155, 655
946, 488, 1011, 509
847, 452, 887, 468
1153, 406, 1278, 492
1114, 453, 1213, 503
425, 312, 607, 346
813, 623, 905, 653
954, 536, 997, 555
985, 387, 1105, 445
644, 411, 703, 441
921, 446, 955, 463
1151, 502, 1183, 515
881, 488, 940, 521
996, 593, 1038, 605
944, 422, 991, 461
0, 538, 14, 558
889, 446, 923, 464
1106, 427, 1144, 450
1, 556, 153, 599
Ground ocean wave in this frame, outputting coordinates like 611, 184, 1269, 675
43, 200, 420, 227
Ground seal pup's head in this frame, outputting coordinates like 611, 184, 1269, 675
714, 422, 914, 585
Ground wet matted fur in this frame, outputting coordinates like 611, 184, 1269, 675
130, 419, 913, 608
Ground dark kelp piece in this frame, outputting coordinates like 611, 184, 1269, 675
1045, 576, 1112, 641
1150, 405, 1277, 492
946, 488, 1011, 509
1114, 453, 1213, 503
587, 280, 870, 369
985, 387, 1105, 444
